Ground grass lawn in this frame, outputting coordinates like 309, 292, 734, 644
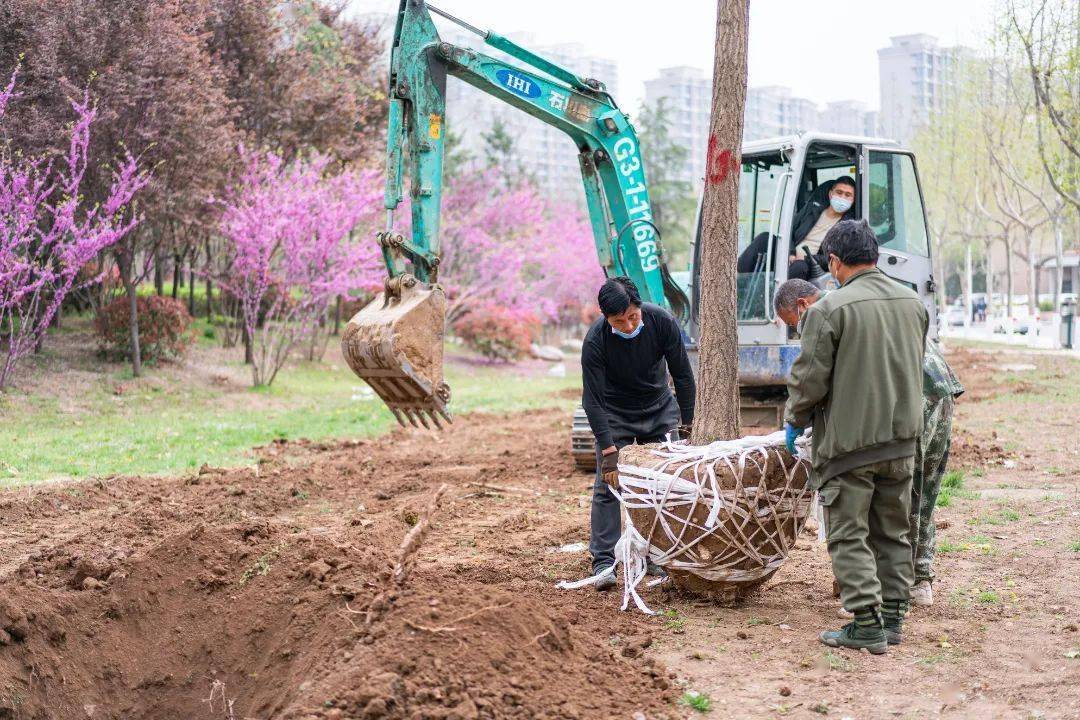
1, 317, 582, 487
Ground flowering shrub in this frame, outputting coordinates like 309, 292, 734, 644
217, 150, 384, 386
433, 171, 603, 326
0, 69, 148, 388
451, 304, 540, 361
95, 295, 194, 363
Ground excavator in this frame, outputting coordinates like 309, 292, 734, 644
341, 0, 689, 427
343, 0, 939, 454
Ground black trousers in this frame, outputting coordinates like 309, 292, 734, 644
737, 231, 824, 281
589, 399, 680, 572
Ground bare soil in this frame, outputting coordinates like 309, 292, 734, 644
1, 345, 1078, 719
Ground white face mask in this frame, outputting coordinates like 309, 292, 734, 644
611, 320, 644, 339
830, 196, 853, 214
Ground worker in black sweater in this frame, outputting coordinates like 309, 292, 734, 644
581, 276, 696, 590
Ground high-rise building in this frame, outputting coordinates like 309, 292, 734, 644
642, 67, 882, 189
878, 34, 962, 144
643, 66, 712, 188
820, 100, 879, 137
743, 86, 824, 142
744, 86, 792, 140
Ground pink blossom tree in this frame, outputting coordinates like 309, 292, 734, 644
217, 150, 383, 386
0, 71, 149, 390
427, 169, 602, 327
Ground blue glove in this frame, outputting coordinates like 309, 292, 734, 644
784, 422, 803, 455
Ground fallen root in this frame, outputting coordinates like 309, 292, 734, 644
403, 602, 512, 634
364, 483, 448, 629
392, 483, 449, 587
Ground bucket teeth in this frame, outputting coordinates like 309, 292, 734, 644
341, 276, 453, 429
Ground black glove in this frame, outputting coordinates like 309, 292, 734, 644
600, 449, 620, 486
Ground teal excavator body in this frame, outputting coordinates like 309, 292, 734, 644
342, 0, 688, 428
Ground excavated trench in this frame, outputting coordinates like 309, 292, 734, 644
0, 409, 671, 720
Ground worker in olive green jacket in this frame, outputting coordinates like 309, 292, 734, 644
783, 219, 928, 655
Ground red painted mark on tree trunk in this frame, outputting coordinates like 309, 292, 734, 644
706, 135, 738, 186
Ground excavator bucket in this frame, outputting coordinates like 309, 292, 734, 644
341, 275, 451, 429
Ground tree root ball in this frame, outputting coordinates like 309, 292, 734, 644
616, 441, 812, 601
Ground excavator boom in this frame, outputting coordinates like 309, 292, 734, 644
343, 0, 689, 426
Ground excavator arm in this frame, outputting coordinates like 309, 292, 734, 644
342, 0, 689, 428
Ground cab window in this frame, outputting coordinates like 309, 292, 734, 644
735, 154, 789, 321
738, 158, 785, 253
868, 151, 929, 257
815, 165, 856, 189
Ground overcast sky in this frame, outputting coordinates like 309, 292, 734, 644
346, 1, 998, 112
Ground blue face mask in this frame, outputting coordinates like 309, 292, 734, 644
611, 320, 644, 339
830, 196, 853, 214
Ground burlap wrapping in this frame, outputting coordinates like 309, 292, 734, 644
614, 432, 813, 602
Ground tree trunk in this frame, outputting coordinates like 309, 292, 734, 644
116, 250, 142, 377
154, 253, 165, 296
964, 243, 972, 328
204, 237, 214, 319
172, 251, 182, 299
1026, 244, 1037, 316
243, 322, 254, 365
334, 295, 343, 336
187, 247, 196, 317
1004, 236, 1014, 320
1052, 214, 1064, 309
691, 0, 749, 444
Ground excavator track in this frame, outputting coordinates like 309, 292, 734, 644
341, 274, 452, 429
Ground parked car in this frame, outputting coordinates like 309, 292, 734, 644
992, 316, 1030, 335
943, 305, 967, 327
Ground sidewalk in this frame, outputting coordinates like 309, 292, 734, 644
942, 320, 1080, 358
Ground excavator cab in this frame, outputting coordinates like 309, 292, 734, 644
687, 132, 938, 427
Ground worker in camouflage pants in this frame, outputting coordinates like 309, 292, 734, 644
910, 339, 964, 606
775, 272, 962, 646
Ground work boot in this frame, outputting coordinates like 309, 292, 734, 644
819, 607, 887, 654
911, 580, 933, 607
593, 566, 616, 592
880, 599, 909, 645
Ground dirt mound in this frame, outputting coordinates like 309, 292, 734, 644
949, 427, 1015, 469
945, 345, 1039, 403
0, 409, 670, 719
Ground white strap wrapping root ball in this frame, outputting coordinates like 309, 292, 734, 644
558, 431, 815, 614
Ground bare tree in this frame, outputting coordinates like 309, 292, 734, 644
691, 0, 749, 444
974, 176, 1015, 317
993, 28, 1073, 309
1008, 0, 1079, 210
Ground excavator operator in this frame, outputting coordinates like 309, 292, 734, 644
737, 176, 857, 281
581, 277, 696, 590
